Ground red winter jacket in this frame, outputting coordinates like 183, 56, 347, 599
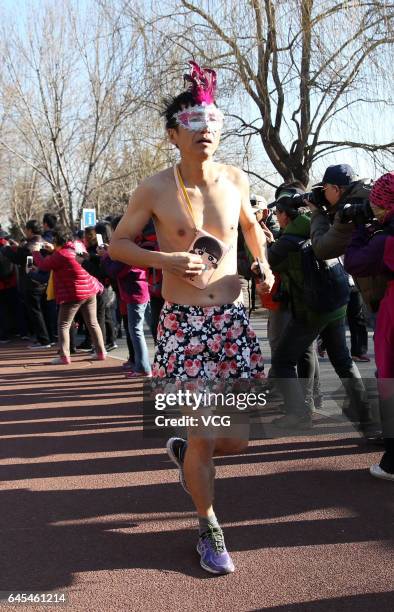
33, 242, 103, 304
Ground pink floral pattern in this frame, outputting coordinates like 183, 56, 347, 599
152, 302, 265, 380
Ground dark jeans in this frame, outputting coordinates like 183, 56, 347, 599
43, 299, 58, 343
272, 316, 373, 425
122, 313, 135, 363
24, 286, 50, 345
267, 309, 322, 408
0, 287, 18, 338
96, 288, 116, 346
105, 303, 116, 345
148, 296, 164, 344
16, 290, 30, 336
347, 289, 368, 356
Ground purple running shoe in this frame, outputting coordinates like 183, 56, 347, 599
197, 526, 235, 574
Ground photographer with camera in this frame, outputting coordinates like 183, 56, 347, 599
308, 164, 373, 258
256, 192, 379, 437
262, 184, 305, 360
261, 185, 324, 412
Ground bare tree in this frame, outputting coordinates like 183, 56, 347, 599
3, 164, 46, 233
0, 1, 154, 228
134, 0, 394, 185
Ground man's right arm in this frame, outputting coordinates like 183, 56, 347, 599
109, 179, 204, 278
310, 210, 354, 259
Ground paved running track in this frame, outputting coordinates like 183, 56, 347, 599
0, 341, 393, 612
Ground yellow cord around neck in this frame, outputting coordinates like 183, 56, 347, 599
176, 165, 198, 229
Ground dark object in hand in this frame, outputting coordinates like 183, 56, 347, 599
291, 186, 328, 211
337, 201, 375, 225
252, 258, 266, 280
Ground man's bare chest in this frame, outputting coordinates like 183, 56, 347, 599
154, 180, 241, 247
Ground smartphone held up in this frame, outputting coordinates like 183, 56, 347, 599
25, 255, 34, 274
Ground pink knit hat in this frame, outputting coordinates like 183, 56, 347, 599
370, 172, 394, 211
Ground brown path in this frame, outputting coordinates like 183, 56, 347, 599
0, 342, 393, 612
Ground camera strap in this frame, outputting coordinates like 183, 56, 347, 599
174, 165, 199, 233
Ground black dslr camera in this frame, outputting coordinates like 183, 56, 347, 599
337, 201, 375, 225
290, 186, 328, 211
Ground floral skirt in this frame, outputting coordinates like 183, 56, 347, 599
152, 301, 264, 380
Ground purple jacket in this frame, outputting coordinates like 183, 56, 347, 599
344, 222, 394, 277
102, 254, 149, 304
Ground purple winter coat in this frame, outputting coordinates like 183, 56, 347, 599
344, 223, 392, 277
101, 253, 149, 305
344, 221, 394, 379
344, 221, 394, 313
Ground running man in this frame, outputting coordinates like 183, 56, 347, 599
109, 61, 274, 574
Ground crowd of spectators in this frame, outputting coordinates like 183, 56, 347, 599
0, 213, 163, 372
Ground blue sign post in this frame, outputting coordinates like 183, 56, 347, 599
81, 208, 96, 229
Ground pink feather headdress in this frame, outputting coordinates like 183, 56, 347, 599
184, 60, 217, 105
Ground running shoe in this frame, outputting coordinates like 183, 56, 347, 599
370, 464, 394, 481
106, 342, 118, 352
197, 526, 235, 574
166, 437, 189, 493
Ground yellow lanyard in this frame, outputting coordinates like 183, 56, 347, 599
176, 165, 199, 230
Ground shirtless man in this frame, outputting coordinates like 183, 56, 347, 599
109, 61, 274, 575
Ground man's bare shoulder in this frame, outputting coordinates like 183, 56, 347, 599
217, 164, 248, 189
139, 167, 174, 193
129, 167, 174, 213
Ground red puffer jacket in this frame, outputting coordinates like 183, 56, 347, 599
33, 242, 103, 304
